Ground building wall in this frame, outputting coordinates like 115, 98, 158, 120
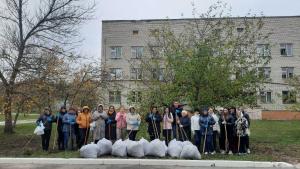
101, 16, 300, 110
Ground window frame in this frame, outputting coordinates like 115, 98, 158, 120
109, 91, 121, 104
110, 46, 122, 59
131, 46, 144, 59
280, 43, 293, 57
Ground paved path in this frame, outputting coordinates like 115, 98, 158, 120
0, 119, 35, 126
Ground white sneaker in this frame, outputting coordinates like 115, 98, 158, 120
220, 150, 225, 154
211, 151, 216, 155
228, 151, 233, 155
247, 149, 251, 154
204, 152, 208, 155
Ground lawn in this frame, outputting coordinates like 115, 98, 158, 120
0, 120, 299, 164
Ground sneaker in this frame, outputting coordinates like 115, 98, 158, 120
220, 150, 226, 154
204, 152, 208, 155
247, 149, 251, 154
228, 151, 233, 155
211, 151, 216, 155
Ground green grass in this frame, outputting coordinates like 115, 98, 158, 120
0, 120, 299, 163
0, 113, 39, 122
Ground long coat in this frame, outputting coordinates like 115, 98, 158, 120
92, 110, 108, 141
105, 111, 117, 140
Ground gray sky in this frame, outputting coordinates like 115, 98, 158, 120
79, 0, 300, 61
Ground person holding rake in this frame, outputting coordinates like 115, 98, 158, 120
76, 106, 92, 149
146, 106, 162, 141
199, 108, 216, 155
105, 105, 117, 142
235, 108, 249, 155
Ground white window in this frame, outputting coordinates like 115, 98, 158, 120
131, 46, 144, 59
152, 68, 164, 81
282, 91, 296, 104
110, 46, 122, 59
257, 44, 271, 57
109, 91, 121, 104
110, 68, 122, 80
130, 68, 142, 80
258, 67, 271, 79
260, 91, 272, 104
282, 67, 294, 79
280, 43, 293, 56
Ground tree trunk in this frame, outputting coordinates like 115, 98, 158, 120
4, 89, 13, 133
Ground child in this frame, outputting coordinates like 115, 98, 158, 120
36, 107, 55, 151
56, 106, 67, 150
191, 109, 201, 149
145, 106, 162, 141
76, 106, 92, 148
92, 104, 108, 143
219, 108, 235, 155
63, 107, 77, 150
209, 107, 220, 152
199, 108, 216, 155
105, 106, 117, 141
162, 107, 173, 145
177, 110, 191, 141
235, 108, 249, 155
116, 106, 127, 140
126, 106, 141, 141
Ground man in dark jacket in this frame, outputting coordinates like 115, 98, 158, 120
56, 106, 67, 150
170, 101, 183, 139
36, 107, 55, 151
145, 106, 162, 141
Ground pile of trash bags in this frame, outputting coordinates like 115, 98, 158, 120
80, 138, 201, 160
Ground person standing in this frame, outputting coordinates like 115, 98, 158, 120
56, 106, 67, 150
241, 107, 251, 154
219, 108, 235, 155
92, 104, 108, 143
191, 108, 201, 150
235, 108, 249, 155
170, 101, 183, 139
177, 110, 191, 141
36, 107, 55, 151
162, 107, 173, 145
126, 106, 141, 141
76, 106, 92, 149
209, 107, 220, 152
105, 106, 117, 142
145, 106, 162, 141
62, 107, 77, 150
116, 106, 127, 140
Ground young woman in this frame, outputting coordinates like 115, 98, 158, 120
92, 104, 108, 143
105, 105, 117, 142
36, 107, 55, 151
219, 108, 235, 155
162, 107, 173, 145
56, 106, 67, 150
235, 108, 249, 155
209, 107, 220, 152
199, 108, 216, 155
62, 107, 77, 150
76, 106, 92, 148
177, 110, 191, 141
170, 101, 183, 139
191, 109, 201, 149
145, 106, 162, 141
116, 106, 127, 140
126, 106, 141, 141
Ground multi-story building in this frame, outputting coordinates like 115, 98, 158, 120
101, 16, 300, 112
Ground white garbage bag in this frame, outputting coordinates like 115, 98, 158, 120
139, 138, 151, 156
80, 143, 99, 158
182, 141, 193, 146
97, 138, 112, 156
126, 140, 144, 158
180, 144, 201, 160
111, 139, 127, 157
167, 139, 183, 158
148, 139, 167, 157
34, 122, 45, 136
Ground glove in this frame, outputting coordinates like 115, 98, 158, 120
222, 121, 226, 124
204, 124, 208, 128
179, 124, 183, 128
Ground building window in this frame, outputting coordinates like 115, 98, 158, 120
282, 67, 294, 79
130, 68, 142, 80
282, 91, 296, 104
110, 68, 122, 80
110, 46, 122, 59
257, 44, 271, 57
150, 29, 159, 36
237, 27, 244, 33
133, 30, 139, 35
152, 68, 164, 81
280, 43, 293, 56
260, 91, 272, 104
149, 46, 163, 58
128, 91, 142, 103
258, 67, 271, 79
131, 46, 144, 59
109, 91, 121, 104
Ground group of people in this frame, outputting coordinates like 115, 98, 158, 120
36, 101, 251, 156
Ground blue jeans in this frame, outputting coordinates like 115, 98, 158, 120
172, 124, 177, 139
194, 130, 201, 148
203, 134, 214, 153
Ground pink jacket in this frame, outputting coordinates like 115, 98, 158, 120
116, 112, 127, 129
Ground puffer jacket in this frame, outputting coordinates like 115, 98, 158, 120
76, 112, 92, 128
199, 114, 216, 135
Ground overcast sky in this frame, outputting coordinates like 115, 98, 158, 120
79, 0, 300, 61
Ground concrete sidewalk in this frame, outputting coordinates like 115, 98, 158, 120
0, 120, 35, 126
0, 158, 295, 168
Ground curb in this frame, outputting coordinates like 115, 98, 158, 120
0, 158, 295, 168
